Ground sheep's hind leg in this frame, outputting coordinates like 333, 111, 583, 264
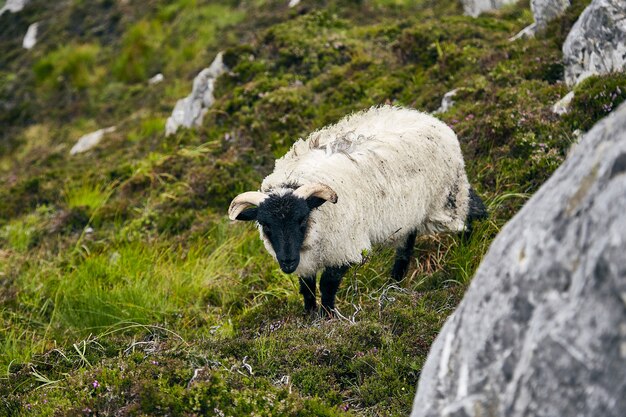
319, 265, 350, 317
391, 231, 417, 281
299, 275, 317, 314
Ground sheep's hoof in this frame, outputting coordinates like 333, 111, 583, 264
391, 259, 409, 281
303, 306, 319, 320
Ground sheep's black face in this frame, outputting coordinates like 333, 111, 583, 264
235, 193, 328, 274
257, 195, 309, 273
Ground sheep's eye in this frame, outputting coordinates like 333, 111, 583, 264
262, 225, 272, 237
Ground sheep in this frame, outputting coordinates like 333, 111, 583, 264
228, 105, 486, 316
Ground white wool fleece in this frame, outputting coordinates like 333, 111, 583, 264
260, 105, 470, 277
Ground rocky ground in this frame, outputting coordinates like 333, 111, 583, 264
0, 0, 624, 415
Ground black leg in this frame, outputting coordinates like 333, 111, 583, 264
299, 275, 317, 313
319, 265, 350, 316
391, 231, 417, 281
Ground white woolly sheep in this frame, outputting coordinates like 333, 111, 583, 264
228, 105, 486, 315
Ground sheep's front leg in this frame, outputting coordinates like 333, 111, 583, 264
320, 265, 350, 316
299, 275, 317, 314
391, 231, 417, 281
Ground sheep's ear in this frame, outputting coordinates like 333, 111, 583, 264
235, 208, 258, 221
293, 183, 338, 209
228, 192, 268, 221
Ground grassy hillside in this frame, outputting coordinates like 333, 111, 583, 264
1, 0, 624, 415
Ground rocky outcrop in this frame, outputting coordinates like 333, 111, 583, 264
462, 0, 519, 18
410, 101, 626, 417
510, 0, 570, 40
433, 89, 458, 114
0, 0, 29, 15
563, 0, 626, 86
22, 22, 38, 49
165, 52, 227, 136
70, 127, 116, 155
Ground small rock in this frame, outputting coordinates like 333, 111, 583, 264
69, 127, 116, 155
511, 0, 571, 40
462, 0, 519, 18
433, 89, 459, 114
22, 22, 38, 49
148, 73, 164, 85
165, 52, 227, 136
509, 23, 537, 41
288, 0, 301, 6
552, 90, 575, 115
563, 0, 626, 86
0, 0, 29, 15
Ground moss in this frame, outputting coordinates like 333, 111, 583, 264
566, 73, 626, 132
112, 19, 165, 83
33, 43, 104, 91
9, 349, 349, 416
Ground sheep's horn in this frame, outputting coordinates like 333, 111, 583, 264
228, 191, 268, 220
293, 183, 338, 204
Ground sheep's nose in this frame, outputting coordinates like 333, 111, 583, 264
279, 259, 299, 274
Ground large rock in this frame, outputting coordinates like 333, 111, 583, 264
165, 52, 227, 136
462, 0, 519, 18
563, 0, 626, 86
411, 101, 626, 417
511, 0, 570, 40
0, 0, 29, 15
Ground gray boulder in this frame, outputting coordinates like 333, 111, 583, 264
410, 101, 626, 417
563, 0, 626, 86
511, 0, 570, 40
462, 0, 519, 18
165, 52, 227, 136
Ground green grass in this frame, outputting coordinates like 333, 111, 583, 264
63, 182, 115, 213
33, 43, 103, 91
0, 206, 52, 252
